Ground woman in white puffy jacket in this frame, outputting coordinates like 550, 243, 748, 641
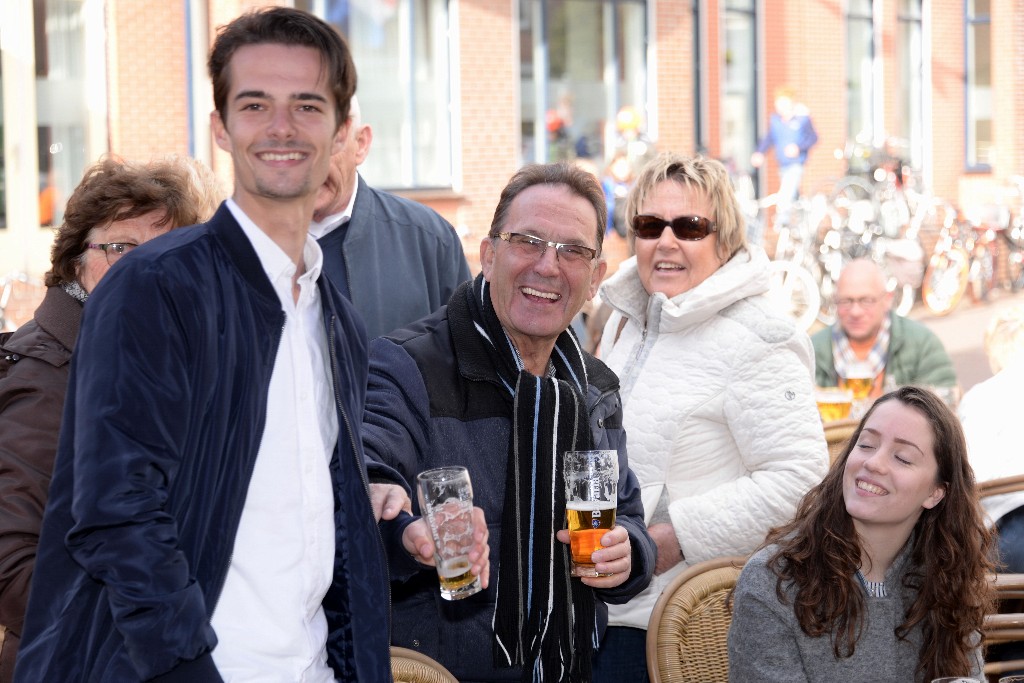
591, 152, 829, 681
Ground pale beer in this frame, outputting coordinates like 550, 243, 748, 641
416, 466, 483, 600
437, 555, 476, 594
815, 387, 853, 423
564, 450, 618, 578
839, 375, 873, 401
567, 501, 616, 575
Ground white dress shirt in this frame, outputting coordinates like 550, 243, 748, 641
308, 176, 359, 240
211, 199, 340, 682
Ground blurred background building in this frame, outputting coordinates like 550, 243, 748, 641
1, 0, 1022, 281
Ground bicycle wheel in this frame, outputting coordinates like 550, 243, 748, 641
1009, 248, 1024, 292
921, 247, 969, 316
817, 271, 837, 326
891, 282, 915, 317
767, 261, 821, 332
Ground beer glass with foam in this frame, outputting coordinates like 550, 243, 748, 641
815, 386, 853, 422
416, 466, 482, 600
564, 450, 618, 577
839, 362, 874, 401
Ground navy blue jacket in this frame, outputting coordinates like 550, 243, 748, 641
363, 306, 655, 682
15, 205, 394, 682
318, 175, 472, 339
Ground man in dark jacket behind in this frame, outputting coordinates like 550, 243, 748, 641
365, 162, 655, 683
311, 95, 471, 339
14, 8, 416, 682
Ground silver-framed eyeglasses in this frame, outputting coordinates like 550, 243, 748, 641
494, 232, 598, 265
87, 242, 138, 266
836, 296, 879, 310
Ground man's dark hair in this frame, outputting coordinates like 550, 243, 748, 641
488, 162, 607, 254
208, 6, 356, 129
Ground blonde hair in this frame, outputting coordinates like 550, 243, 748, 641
624, 152, 747, 261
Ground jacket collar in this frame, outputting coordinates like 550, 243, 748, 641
600, 246, 771, 333
32, 285, 83, 352
207, 202, 284, 307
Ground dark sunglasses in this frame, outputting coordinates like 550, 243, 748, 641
633, 214, 718, 241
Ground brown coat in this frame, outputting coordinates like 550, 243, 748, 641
0, 287, 80, 681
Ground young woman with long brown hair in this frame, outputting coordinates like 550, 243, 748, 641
728, 386, 995, 682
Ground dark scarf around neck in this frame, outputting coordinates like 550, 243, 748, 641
447, 274, 598, 683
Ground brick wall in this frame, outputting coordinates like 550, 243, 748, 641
107, 0, 191, 160
654, 0, 694, 154
453, 0, 521, 273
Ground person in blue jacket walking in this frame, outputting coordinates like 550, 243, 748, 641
750, 87, 819, 228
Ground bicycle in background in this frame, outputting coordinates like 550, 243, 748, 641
0, 272, 42, 332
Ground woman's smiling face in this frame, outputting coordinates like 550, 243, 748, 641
633, 180, 722, 298
843, 399, 946, 541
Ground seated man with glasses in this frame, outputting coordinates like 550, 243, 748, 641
811, 258, 957, 400
363, 162, 655, 682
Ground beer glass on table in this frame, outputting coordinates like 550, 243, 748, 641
564, 450, 618, 578
416, 466, 483, 600
815, 387, 853, 423
839, 362, 874, 417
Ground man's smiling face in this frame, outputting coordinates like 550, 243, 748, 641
479, 183, 605, 363
211, 43, 346, 212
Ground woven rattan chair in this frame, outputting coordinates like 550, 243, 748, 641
391, 646, 458, 683
823, 417, 859, 466
646, 555, 746, 683
984, 573, 1024, 678
978, 474, 1024, 498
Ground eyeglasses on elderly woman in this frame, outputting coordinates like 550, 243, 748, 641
632, 214, 718, 241
87, 242, 139, 266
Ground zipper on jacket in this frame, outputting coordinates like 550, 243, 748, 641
328, 314, 394, 642
209, 313, 286, 619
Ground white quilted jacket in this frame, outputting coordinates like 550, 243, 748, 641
598, 246, 828, 629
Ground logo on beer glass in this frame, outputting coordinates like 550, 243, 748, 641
416, 466, 482, 600
564, 450, 618, 578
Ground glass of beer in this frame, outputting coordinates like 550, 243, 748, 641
416, 466, 482, 600
815, 387, 853, 423
839, 363, 875, 401
564, 450, 618, 578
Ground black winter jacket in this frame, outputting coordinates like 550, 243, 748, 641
15, 205, 396, 682
363, 305, 656, 682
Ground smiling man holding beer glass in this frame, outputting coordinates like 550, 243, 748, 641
363, 163, 655, 683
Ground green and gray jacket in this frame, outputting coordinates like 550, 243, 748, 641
810, 313, 957, 389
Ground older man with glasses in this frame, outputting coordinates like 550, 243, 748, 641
811, 258, 957, 399
364, 162, 655, 683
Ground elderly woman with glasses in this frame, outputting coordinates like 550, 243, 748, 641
0, 155, 221, 679
591, 152, 829, 681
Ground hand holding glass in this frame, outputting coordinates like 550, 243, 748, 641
416, 466, 483, 600
564, 450, 618, 578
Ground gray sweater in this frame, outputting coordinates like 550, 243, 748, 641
727, 543, 984, 682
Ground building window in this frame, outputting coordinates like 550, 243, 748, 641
35, 0, 89, 228
298, 0, 452, 189
965, 0, 992, 169
722, 0, 757, 171
845, 0, 874, 144
897, 0, 923, 169
519, 0, 648, 167
1, 58, 6, 230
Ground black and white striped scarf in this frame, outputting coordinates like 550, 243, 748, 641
448, 274, 597, 683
